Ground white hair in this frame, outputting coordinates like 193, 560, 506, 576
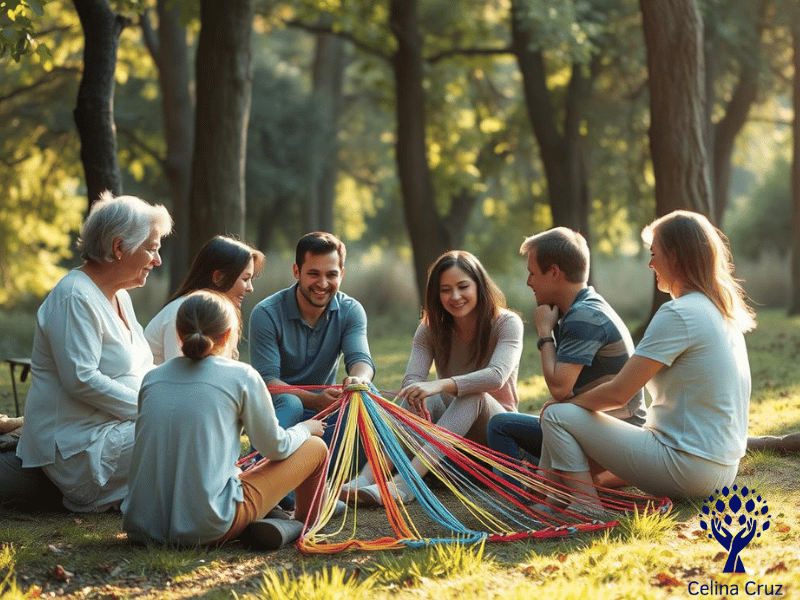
77, 191, 172, 263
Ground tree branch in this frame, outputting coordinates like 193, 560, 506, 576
284, 19, 391, 61
746, 116, 792, 126
0, 67, 81, 105
427, 45, 512, 64
140, 8, 160, 64
117, 126, 165, 166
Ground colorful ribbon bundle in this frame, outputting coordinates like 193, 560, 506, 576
242, 385, 672, 554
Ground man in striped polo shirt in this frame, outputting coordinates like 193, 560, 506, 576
487, 227, 646, 488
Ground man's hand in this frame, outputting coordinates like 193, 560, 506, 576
343, 375, 370, 387
305, 388, 341, 411
534, 304, 560, 337
299, 418, 325, 438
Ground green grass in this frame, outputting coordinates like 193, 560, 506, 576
1, 308, 800, 599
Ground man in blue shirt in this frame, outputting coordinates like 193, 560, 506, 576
487, 227, 645, 489
250, 232, 375, 432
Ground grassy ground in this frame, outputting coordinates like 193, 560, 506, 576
2, 308, 800, 599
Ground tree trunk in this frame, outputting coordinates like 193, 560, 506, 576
638, 0, 712, 331
306, 27, 346, 233
71, 0, 126, 209
640, 0, 712, 218
188, 0, 254, 259
789, 9, 800, 316
707, 0, 767, 226
390, 0, 452, 298
142, 0, 195, 291
510, 0, 593, 237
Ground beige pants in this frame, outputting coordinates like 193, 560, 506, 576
540, 403, 739, 499
212, 436, 328, 544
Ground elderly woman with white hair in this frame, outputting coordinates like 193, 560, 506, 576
14, 192, 172, 512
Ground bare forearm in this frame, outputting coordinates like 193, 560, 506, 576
346, 361, 374, 383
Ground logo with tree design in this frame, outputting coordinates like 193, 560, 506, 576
699, 484, 771, 573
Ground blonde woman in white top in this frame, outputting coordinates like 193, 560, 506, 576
538, 210, 755, 513
16, 192, 172, 512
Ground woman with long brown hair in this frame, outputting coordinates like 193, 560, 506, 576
341, 250, 524, 505
145, 235, 265, 364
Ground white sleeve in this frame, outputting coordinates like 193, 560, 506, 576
634, 304, 690, 367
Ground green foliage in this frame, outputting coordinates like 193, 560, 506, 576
0, 0, 49, 62
513, 0, 609, 63
256, 566, 373, 600
366, 540, 490, 586
0, 1, 86, 308
727, 158, 792, 261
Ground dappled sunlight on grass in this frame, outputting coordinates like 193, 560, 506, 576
2, 308, 800, 599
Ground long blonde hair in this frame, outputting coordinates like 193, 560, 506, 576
642, 210, 756, 332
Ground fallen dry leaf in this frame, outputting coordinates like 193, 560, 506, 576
52, 564, 73, 583
691, 529, 706, 538
653, 572, 682, 587
766, 562, 787, 574
541, 564, 560, 575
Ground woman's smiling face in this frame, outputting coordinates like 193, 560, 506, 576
439, 266, 478, 320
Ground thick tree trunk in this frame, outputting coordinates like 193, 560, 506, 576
142, 0, 195, 290
390, 0, 451, 298
640, 0, 712, 218
638, 0, 712, 330
188, 0, 254, 259
510, 0, 592, 237
157, 0, 194, 285
71, 0, 126, 209
306, 29, 345, 233
789, 11, 800, 316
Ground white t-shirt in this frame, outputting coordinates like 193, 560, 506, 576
635, 292, 751, 465
144, 297, 186, 365
121, 356, 310, 545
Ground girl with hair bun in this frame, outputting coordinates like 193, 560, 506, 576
145, 235, 265, 364
123, 291, 330, 548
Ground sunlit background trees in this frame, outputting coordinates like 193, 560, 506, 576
1, 0, 798, 319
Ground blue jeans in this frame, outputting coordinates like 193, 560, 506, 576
486, 412, 543, 492
272, 392, 337, 449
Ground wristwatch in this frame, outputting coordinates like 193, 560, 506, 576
537, 336, 555, 351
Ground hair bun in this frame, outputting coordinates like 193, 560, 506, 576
181, 331, 214, 360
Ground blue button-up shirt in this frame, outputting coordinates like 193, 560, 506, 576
249, 284, 375, 387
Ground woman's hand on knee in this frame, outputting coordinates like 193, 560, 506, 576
539, 398, 561, 419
